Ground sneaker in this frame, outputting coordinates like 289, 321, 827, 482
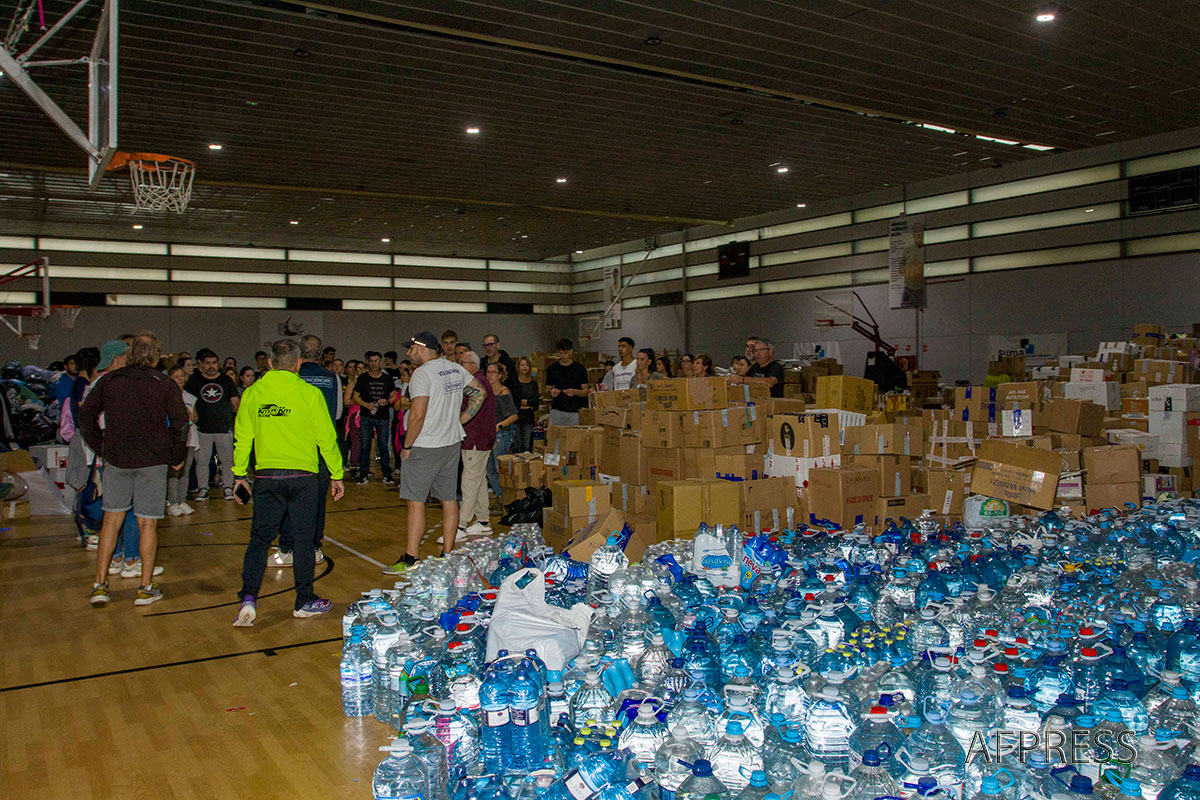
133, 583, 164, 606
465, 521, 493, 537
382, 473, 395, 485
314, 547, 325, 565
167, 503, 185, 517
293, 597, 333, 618
180, 502, 195, 515
267, 548, 294, 568
89, 582, 109, 606
120, 559, 165, 579
195, 489, 209, 501
356, 477, 368, 486
110, 556, 124, 572
86, 534, 99, 551
382, 554, 417, 575
233, 595, 257, 627
223, 487, 235, 501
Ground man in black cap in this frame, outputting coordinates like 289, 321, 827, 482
384, 332, 487, 574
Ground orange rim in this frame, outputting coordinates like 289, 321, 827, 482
107, 151, 197, 171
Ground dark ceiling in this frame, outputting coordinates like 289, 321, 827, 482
2, 0, 1200, 259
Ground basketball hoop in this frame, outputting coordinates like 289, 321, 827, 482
56, 306, 81, 330
22, 333, 39, 351
107, 152, 196, 213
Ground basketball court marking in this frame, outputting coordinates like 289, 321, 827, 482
322, 536, 387, 569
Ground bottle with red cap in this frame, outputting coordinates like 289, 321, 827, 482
849, 703, 905, 777
1070, 640, 1114, 710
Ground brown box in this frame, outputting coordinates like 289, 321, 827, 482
955, 386, 999, 422
682, 446, 747, 480
682, 406, 761, 449
1085, 482, 1141, 511
714, 453, 765, 481
1, 499, 30, 521
768, 412, 839, 458
971, 439, 1063, 510
551, 480, 611, 518
1057, 448, 1083, 472
618, 432, 647, 484
1049, 398, 1106, 436
740, 476, 799, 532
806, 465, 878, 530
758, 398, 808, 415
926, 469, 967, 515
645, 447, 685, 489
542, 507, 596, 551
996, 381, 1042, 409
849, 454, 912, 498
613, 482, 651, 514
642, 410, 684, 449
1132, 323, 1166, 347
843, 423, 925, 458
815, 375, 876, 414
647, 377, 729, 411
1134, 359, 1198, 385
877, 494, 931, 524
1166, 466, 1193, 493
1050, 432, 1106, 450
597, 406, 630, 429
592, 389, 637, 409
1084, 444, 1141, 484
656, 481, 705, 539
563, 507, 655, 563
577, 408, 597, 426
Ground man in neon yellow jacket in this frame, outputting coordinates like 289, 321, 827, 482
231, 338, 345, 627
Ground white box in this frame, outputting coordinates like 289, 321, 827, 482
1070, 368, 1108, 384
1143, 473, 1177, 498
1001, 408, 1033, 437
1031, 366, 1060, 379
1057, 472, 1085, 500
1059, 355, 1087, 369
1150, 410, 1188, 444
1160, 442, 1193, 468
766, 453, 840, 489
1149, 384, 1200, 413
1064, 381, 1121, 411
1098, 341, 1141, 357
29, 444, 70, 470
1106, 429, 1161, 460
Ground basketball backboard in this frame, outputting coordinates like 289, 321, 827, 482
1, 0, 118, 189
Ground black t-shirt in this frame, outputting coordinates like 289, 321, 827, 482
748, 359, 786, 397
354, 372, 394, 420
184, 372, 238, 433
545, 360, 589, 413
514, 378, 540, 424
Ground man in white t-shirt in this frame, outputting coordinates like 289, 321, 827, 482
385, 331, 487, 574
603, 337, 638, 391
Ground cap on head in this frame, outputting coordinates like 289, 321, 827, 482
405, 331, 440, 352
97, 339, 128, 370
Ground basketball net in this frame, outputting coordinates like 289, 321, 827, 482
56, 306, 81, 330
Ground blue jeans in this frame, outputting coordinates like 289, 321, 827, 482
117, 513, 139, 560
487, 426, 515, 496
359, 416, 391, 477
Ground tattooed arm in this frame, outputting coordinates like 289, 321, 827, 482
459, 376, 486, 424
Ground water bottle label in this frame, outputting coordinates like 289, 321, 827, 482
511, 706, 540, 726
484, 708, 510, 726
564, 772, 593, 800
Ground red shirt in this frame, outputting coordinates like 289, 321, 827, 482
460, 369, 496, 451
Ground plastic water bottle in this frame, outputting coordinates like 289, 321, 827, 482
619, 701, 669, 770
763, 725, 807, 791
677, 758, 730, 800
478, 664, 511, 774
544, 749, 627, 800
373, 738, 430, 800
804, 685, 858, 773
848, 745, 902, 800
654, 727, 705, 800
432, 697, 481, 776
341, 629, 374, 717
372, 613, 404, 722
733, 770, 771, 800
509, 658, 548, 770
570, 670, 616, 727
848, 705, 905, 777
587, 534, 630, 603
402, 718, 449, 800
637, 631, 675, 684
668, 687, 718, 749
709, 720, 763, 792
716, 693, 765, 748
1093, 678, 1149, 734
905, 708, 966, 798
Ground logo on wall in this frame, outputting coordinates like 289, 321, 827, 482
279, 317, 305, 337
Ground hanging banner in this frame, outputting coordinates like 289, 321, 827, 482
987, 333, 1069, 366
889, 214, 926, 309
602, 263, 622, 329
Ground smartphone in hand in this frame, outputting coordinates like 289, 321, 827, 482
235, 483, 252, 504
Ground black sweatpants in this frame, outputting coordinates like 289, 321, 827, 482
280, 460, 330, 552
238, 470, 318, 610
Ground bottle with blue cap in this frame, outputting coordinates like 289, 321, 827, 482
905, 707, 966, 799
732, 769, 770, 800
676, 758, 730, 800
708, 720, 763, 792
969, 769, 1015, 800
668, 686, 717, 749
587, 533, 629, 603
846, 743, 901, 800
655, 727, 705, 800
763, 725, 807, 791
372, 738, 431, 800
1159, 765, 1200, 800
848, 704, 905, 777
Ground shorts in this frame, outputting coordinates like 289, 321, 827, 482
398, 444, 462, 503
102, 464, 169, 520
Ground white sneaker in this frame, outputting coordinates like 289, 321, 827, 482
267, 549, 293, 568
465, 521, 492, 537
120, 560, 165, 579
180, 502, 195, 515
86, 534, 99, 551
314, 547, 325, 565
167, 503, 185, 517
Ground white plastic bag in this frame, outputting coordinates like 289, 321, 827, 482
484, 568, 592, 671
964, 494, 1010, 529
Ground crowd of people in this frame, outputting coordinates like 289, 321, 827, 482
51, 328, 788, 622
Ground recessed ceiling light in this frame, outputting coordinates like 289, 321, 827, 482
776, 167, 789, 174
294, 46, 312, 58
644, 35, 662, 45
575, 250, 583, 254
208, 143, 223, 150
1084, 208, 1094, 213
1036, 13, 1055, 22
466, 127, 480, 134
131, 224, 143, 230
796, 203, 807, 208
289, 220, 299, 225
556, 177, 568, 183
521, 234, 528, 238
381, 237, 391, 242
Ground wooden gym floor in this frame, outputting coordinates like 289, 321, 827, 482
0, 481, 482, 800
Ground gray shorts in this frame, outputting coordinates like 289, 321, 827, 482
102, 464, 169, 519
398, 444, 461, 503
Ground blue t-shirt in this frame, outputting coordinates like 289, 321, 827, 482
298, 362, 341, 422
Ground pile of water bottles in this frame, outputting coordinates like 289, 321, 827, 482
342, 508, 1200, 800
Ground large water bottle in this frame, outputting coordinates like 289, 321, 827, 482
693, 524, 740, 589
1129, 734, 1188, 800
804, 685, 858, 773
716, 694, 765, 748
676, 758, 730, 800
341, 629, 374, 717
371, 613, 403, 722
763, 725, 807, 792
848, 705, 905, 777
945, 679, 1002, 753
432, 697, 481, 776
733, 770, 771, 800
1071, 644, 1113, 710
1093, 678, 1149, 734
636, 631, 675, 684
654, 727, 705, 800
373, 738, 430, 800
619, 701, 668, 770
544, 749, 628, 800
847, 745, 902, 800
509, 658, 549, 770
569, 670, 616, 727
668, 687, 718, 749
905, 708, 966, 798
402, 718, 449, 800
587, 535, 630, 603
708, 720, 763, 792
478, 664, 511, 774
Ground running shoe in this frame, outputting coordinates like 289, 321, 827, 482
267, 548, 294, 568
233, 595, 257, 627
313, 547, 325, 564
120, 559, 164, 579
89, 582, 110, 606
223, 487, 235, 501
293, 598, 332, 618
382, 554, 417, 575
133, 583, 164, 606
195, 489, 209, 501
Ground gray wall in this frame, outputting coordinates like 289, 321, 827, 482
577, 251, 1200, 384
3, 309, 573, 367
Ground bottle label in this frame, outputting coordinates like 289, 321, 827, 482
483, 708, 510, 726
564, 772, 594, 800
511, 706, 540, 726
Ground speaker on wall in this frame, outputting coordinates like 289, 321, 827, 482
718, 241, 751, 279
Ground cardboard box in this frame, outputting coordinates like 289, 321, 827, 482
618, 432, 646, 484
815, 375, 876, 414
645, 447, 685, 488
713, 453, 765, 482
682, 446, 748, 480
1070, 368, 1108, 383
1056, 449, 1083, 472
768, 412, 839, 458
955, 386, 999, 422
741, 476, 800, 532
1132, 324, 1166, 347
1149, 383, 1200, 413
0, 450, 37, 473
1166, 466, 1194, 492
758, 398, 808, 415
1050, 432, 1105, 450
1150, 410, 1188, 445
850, 454, 912, 498
682, 406, 761, 449
1086, 482, 1141, 511
656, 481, 705, 539
1, 499, 30, 521
29, 444, 70, 470
996, 381, 1041, 409
1049, 398, 1106, 436
1134, 359, 1197, 385
592, 388, 637, 409
542, 507, 594, 551
1144, 473, 1178, 498
550, 479, 610, 519
1057, 472, 1085, 500
877, 494, 930, 524
765, 453, 841, 489
642, 410, 684, 449
1105, 429, 1161, 460
613, 482, 651, 514
1160, 442, 1193, 469
971, 439, 1063, 510
926, 469, 967, 515
596, 406, 630, 429
1064, 381, 1121, 411
806, 465, 878, 530
1001, 408, 1034, 437
1084, 444, 1140, 484
562, 507, 655, 563
843, 423, 924, 458
647, 377, 729, 411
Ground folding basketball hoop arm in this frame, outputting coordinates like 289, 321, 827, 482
1, 0, 118, 190
815, 290, 897, 357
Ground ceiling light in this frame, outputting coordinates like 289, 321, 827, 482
131, 224, 143, 230
466, 127, 480, 134
294, 46, 312, 58
1036, 13, 1055, 22
575, 250, 583, 254
289, 220, 299, 225
556, 177, 568, 183
1084, 208, 1094, 213
1023, 144, 1055, 151
521, 234, 529, 239
208, 143, 223, 150
381, 237, 391, 242
644, 35, 662, 45
796, 203, 807, 208
776, 167, 789, 174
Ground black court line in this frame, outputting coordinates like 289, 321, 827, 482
142, 556, 335, 617
159, 502, 404, 529
0, 636, 341, 694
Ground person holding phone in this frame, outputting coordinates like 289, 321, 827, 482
230, 339, 345, 627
